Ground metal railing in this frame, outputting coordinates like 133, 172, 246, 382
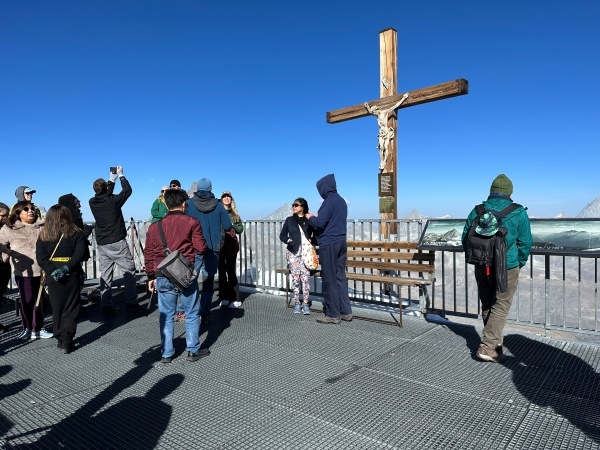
83, 218, 599, 337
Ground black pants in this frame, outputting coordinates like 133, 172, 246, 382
48, 273, 81, 341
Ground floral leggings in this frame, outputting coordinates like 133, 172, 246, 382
286, 248, 310, 304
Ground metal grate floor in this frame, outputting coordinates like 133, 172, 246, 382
0, 288, 599, 449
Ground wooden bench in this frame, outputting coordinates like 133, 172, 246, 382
275, 240, 436, 326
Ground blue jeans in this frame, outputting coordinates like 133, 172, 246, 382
195, 250, 219, 316
157, 277, 200, 358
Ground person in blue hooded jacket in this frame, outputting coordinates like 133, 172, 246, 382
461, 174, 532, 363
186, 178, 232, 324
306, 174, 352, 324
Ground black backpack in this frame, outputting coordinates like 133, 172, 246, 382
464, 203, 521, 291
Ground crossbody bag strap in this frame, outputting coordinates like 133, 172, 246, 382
49, 233, 64, 260
157, 220, 171, 256
297, 223, 310, 244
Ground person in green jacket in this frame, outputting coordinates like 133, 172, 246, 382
218, 191, 244, 308
150, 187, 169, 223
461, 174, 532, 363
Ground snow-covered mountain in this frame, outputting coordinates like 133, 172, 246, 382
259, 204, 292, 221
577, 197, 600, 218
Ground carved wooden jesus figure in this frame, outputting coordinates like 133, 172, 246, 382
364, 92, 409, 171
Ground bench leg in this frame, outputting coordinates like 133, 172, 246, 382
419, 285, 431, 314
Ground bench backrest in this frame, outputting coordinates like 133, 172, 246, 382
346, 240, 435, 281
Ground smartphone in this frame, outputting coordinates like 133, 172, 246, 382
110, 166, 117, 174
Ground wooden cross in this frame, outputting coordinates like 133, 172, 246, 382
326, 28, 468, 237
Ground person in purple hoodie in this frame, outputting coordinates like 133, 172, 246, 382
306, 174, 352, 324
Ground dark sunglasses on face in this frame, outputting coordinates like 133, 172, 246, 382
292, 204, 301, 207
22, 206, 33, 212
222, 195, 231, 199
170, 185, 178, 188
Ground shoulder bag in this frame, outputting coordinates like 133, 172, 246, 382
156, 220, 196, 291
298, 224, 319, 270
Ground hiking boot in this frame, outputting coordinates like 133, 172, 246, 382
293, 303, 301, 314
302, 303, 311, 315
476, 344, 504, 363
316, 315, 341, 324
187, 348, 210, 362
340, 314, 353, 322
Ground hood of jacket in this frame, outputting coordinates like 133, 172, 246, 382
15, 186, 27, 202
58, 193, 84, 229
192, 192, 218, 213
316, 174, 337, 200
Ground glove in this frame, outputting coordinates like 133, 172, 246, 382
51, 265, 69, 281
109, 172, 118, 183
116, 166, 124, 178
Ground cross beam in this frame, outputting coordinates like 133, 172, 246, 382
326, 78, 468, 124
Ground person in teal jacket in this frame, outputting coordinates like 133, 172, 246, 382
461, 174, 532, 363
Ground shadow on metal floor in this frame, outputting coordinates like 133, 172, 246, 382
0, 288, 599, 449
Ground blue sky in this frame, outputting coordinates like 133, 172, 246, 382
2, 1, 599, 222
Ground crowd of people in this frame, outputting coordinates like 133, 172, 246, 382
0, 168, 250, 362
0, 170, 529, 365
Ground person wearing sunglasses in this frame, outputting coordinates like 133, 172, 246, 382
0, 201, 52, 340
279, 198, 317, 314
12, 186, 44, 220
218, 191, 244, 308
151, 187, 170, 223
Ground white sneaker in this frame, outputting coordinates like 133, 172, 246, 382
219, 300, 230, 307
31, 329, 53, 339
228, 301, 242, 309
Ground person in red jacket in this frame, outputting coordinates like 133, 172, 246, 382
144, 189, 209, 363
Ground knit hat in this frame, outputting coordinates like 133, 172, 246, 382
169, 179, 181, 188
490, 174, 513, 196
197, 178, 212, 191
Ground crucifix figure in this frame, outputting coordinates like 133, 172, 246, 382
365, 92, 409, 171
326, 27, 468, 236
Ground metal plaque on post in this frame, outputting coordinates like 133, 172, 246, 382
378, 173, 394, 197
379, 197, 396, 214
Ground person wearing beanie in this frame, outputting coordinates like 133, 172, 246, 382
169, 179, 189, 199
489, 174, 513, 197
186, 177, 232, 324
218, 190, 244, 309
461, 174, 532, 362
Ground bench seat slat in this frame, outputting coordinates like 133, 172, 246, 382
346, 273, 430, 286
347, 250, 435, 261
347, 261, 435, 273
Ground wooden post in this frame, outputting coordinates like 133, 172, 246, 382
380, 28, 397, 238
